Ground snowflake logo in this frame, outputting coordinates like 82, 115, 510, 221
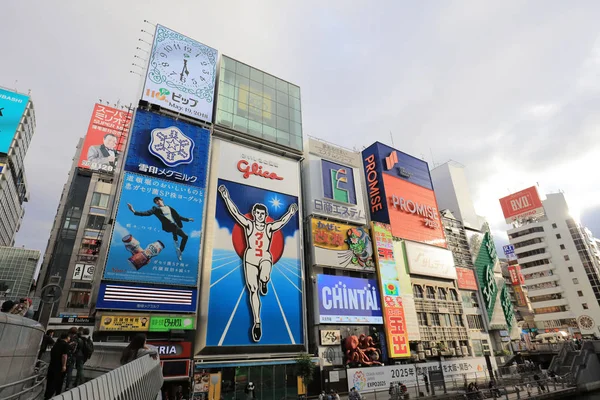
148, 126, 195, 167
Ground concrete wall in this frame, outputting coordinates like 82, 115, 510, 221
0, 313, 44, 388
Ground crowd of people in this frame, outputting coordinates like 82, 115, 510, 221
1, 297, 34, 318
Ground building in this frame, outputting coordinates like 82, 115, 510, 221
0, 87, 35, 247
34, 103, 131, 328
0, 246, 40, 300
503, 190, 600, 337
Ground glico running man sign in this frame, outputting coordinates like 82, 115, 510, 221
202, 139, 304, 349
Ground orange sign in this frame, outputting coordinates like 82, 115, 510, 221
499, 186, 544, 223
78, 103, 132, 174
371, 222, 410, 358
382, 176, 447, 248
456, 267, 478, 290
513, 286, 527, 307
507, 265, 525, 285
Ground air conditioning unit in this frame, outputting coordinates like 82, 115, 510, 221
462, 346, 469, 356
431, 348, 438, 356
430, 341, 437, 348
425, 350, 432, 356
449, 348, 456, 356
417, 344, 424, 352
455, 347, 462, 356
418, 352, 426, 360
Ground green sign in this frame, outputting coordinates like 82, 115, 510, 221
149, 316, 195, 332
474, 231, 498, 321
500, 285, 514, 330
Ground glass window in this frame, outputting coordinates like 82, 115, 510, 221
89, 207, 106, 216
470, 292, 480, 307
564, 255, 570, 261
290, 134, 303, 151
568, 267, 574, 272
429, 313, 441, 326
86, 215, 105, 230
221, 68, 236, 86
441, 314, 452, 327
66, 290, 91, 309
250, 68, 263, 83
276, 90, 289, 106
453, 314, 464, 327
222, 56, 236, 72
248, 121, 262, 137
217, 110, 233, 127
290, 122, 302, 136
276, 104, 289, 119
233, 116, 248, 133
219, 81, 235, 98
289, 84, 300, 99
552, 223, 558, 229
263, 125, 276, 141
235, 74, 249, 89
578, 291, 584, 296
276, 79, 288, 93
264, 73, 277, 89
583, 303, 589, 310
413, 285, 423, 299
290, 108, 302, 123
249, 79, 263, 96
426, 286, 436, 300
417, 312, 427, 326
289, 96, 301, 111
560, 244, 566, 250
556, 234, 561, 239
438, 288, 447, 300
218, 95, 234, 114
83, 230, 100, 239
276, 116, 289, 132
449, 289, 459, 302
236, 62, 250, 78
276, 131, 290, 146
91, 193, 109, 208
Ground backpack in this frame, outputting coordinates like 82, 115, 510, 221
82, 337, 94, 360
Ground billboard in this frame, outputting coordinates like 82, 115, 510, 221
404, 240, 456, 279
456, 267, 478, 290
204, 139, 303, 347
96, 283, 197, 312
503, 244, 516, 261
99, 315, 151, 331
142, 24, 218, 123
316, 275, 383, 324
103, 173, 204, 286
372, 222, 410, 358
473, 232, 499, 321
500, 285, 514, 330
507, 265, 525, 285
499, 186, 544, 223
513, 286, 527, 307
124, 109, 211, 188
0, 88, 29, 154
392, 241, 420, 341
149, 315, 195, 332
311, 218, 375, 272
78, 103, 132, 173
305, 139, 367, 224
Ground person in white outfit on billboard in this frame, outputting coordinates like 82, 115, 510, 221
218, 184, 298, 342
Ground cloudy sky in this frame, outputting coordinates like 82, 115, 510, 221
2, 1, 600, 257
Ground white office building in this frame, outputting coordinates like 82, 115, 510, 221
507, 192, 600, 336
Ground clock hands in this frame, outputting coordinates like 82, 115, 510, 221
180, 59, 189, 82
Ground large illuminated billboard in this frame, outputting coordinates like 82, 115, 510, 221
0, 88, 29, 154
198, 139, 303, 351
362, 142, 446, 247
499, 186, 544, 223
78, 103, 132, 174
142, 24, 218, 123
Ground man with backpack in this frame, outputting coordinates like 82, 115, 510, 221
72, 327, 94, 387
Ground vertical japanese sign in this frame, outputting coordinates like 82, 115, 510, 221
78, 103, 132, 174
500, 285, 514, 330
371, 222, 410, 358
474, 231, 498, 321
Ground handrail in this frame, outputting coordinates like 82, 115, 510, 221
0, 361, 48, 400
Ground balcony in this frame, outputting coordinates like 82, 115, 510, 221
520, 263, 554, 275
524, 274, 560, 286
533, 311, 575, 322
510, 230, 546, 245
518, 252, 551, 265
514, 242, 547, 256
529, 298, 569, 309
526, 285, 563, 297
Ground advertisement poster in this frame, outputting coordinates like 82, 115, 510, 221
499, 186, 544, 223
0, 88, 29, 154
320, 330, 341, 345
124, 109, 211, 188
404, 240, 456, 279
99, 315, 151, 331
473, 232, 499, 321
205, 139, 303, 347
392, 241, 420, 341
311, 218, 375, 272
78, 103, 132, 173
456, 267, 478, 290
104, 172, 204, 286
142, 24, 218, 123
348, 358, 489, 393
317, 275, 383, 324
96, 283, 197, 312
149, 315, 195, 332
371, 222, 410, 358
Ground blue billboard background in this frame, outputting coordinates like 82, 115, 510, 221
365, 142, 433, 190
124, 109, 211, 188
317, 275, 383, 324
0, 89, 29, 154
361, 143, 390, 224
206, 178, 303, 347
103, 172, 204, 286
96, 282, 197, 312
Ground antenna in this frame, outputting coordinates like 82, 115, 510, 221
130, 70, 143, 77
430, 147, 436, 167
389, 131, 395, 147
141, 29, 153, 37
136, 46, 149, 54
134, 54, 147, 62
131, 62, 145, 70
138, 38, 152, 46
143, 19, 156, 27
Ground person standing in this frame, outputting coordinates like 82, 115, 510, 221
64, 327, 82, 390
120, 334, 157, 365
38, 329, 55, 360
72, 327, 90, 387
44, 332, 70, 399
423, 372, 430, 394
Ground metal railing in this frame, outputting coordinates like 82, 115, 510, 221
52, 353, 163, 400
0, 361, 48, 400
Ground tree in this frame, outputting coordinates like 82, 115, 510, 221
295, 353, 316, 396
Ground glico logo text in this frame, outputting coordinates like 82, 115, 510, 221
237, 160, 283, 181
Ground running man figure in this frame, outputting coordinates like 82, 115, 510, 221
218, 185, 298, 342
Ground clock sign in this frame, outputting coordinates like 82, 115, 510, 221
142, 24, 218, 123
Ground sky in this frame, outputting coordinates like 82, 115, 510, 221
2, 0, 600, 257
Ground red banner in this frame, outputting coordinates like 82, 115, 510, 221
456, 267, 478, 290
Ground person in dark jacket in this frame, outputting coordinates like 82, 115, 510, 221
44, 333, 70, 399
38, 329, 55, 360
127, 197, 194, 260
64, 327, 83, 390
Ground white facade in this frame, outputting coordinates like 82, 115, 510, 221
431, 161, 485, 230
508, 193, 600, 336
0, 95, 35, 247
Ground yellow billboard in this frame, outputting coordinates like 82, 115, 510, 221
99, 315, 151, 331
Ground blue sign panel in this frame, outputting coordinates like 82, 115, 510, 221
362, 143, 390, 224
124, 109, 211, 188
317, 275, 383, 324
365, 142, 433, 190
0, 89, 29, 154
321, 159, 357, 205
96, 282, 197, 312
103, 172, 204, 286
206, 179, 303, 346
